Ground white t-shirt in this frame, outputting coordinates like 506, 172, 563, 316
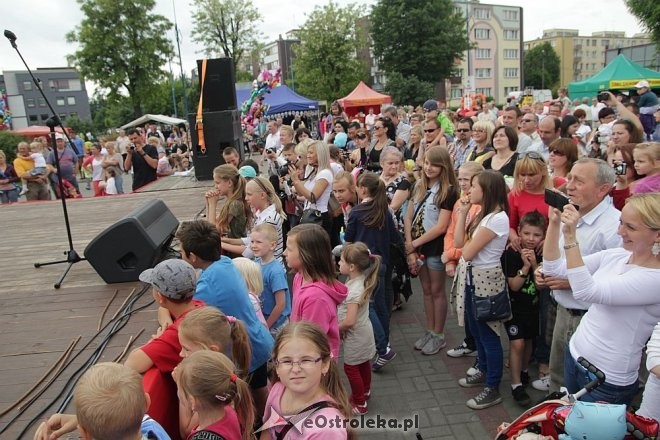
304, 167, 333, 213
265, 132, 281, 151
105, 177, 118, 194
91, 157, 105, 181
471, 211, 510, 267
30, 152, 47, 168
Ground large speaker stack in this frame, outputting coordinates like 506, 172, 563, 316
84, 200, 179, 283
190, 58, 242, 181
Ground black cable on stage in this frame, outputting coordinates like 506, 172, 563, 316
1, 285, 153, 438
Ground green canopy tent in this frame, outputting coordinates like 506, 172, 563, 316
568, 54, 660, 100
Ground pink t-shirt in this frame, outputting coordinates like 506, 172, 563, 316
262, 382, 347, 439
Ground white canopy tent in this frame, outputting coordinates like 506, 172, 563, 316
120, 114, 187, 130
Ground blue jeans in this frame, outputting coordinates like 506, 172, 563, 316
563, 346, 639, 405
534, 288, 552, 364
369, 263, 389, 355
465, 288, 503, 388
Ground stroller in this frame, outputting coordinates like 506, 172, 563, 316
495, 357, 659, 440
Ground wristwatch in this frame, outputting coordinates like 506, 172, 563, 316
517, 269, 528, 278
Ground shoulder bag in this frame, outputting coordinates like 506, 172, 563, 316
466, 262, 511, 322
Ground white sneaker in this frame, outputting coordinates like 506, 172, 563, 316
466, 358, 479, 376
19, 187, 27, 196
532, 375, 551, 392
446, 342, 477, 358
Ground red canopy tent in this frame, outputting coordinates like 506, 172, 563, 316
337, 81, 392, 118
11, 125, 70, 139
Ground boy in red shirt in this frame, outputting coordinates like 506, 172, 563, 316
124, 259, 203, 440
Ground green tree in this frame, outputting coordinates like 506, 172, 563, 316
90, 94, 134, 134
523, 42, 560, 90
384, 73, 434, 107
190, 0, 262, 75
0, 131, 27, 163
64, 115, 94, 136
625, 0, 660, 46
66, 0, 174, 118
370, 0, 470, 84
292, 2, 368, 103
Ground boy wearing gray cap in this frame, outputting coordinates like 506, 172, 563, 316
124, 258, 204, 439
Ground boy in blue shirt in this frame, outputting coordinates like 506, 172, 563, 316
250, 223, 290, 336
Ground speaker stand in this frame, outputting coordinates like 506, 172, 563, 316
34, 250, 86, 289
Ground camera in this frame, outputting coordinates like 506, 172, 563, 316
597, 92, 610, 102
544, 188, 579, 212
613, 162, 627, 176
277, 160, 292, 177
129, 143, 135, 151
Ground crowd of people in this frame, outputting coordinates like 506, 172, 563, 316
25, 83, 660, 440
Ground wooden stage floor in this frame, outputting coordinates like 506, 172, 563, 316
0, 175, 213, 439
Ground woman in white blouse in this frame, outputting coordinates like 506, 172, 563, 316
543, 192, 660, 405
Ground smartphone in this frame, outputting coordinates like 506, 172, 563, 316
544, 188, 579, 212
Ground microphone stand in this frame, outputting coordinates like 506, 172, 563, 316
4, 29, 85, 289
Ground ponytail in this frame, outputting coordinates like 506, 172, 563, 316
252, 176, 286, 218
229, 318, 252, 378
356, 172, 388, 229
233, 376, 256, 440
361, 254, 381, 306
341, 242, 380, 306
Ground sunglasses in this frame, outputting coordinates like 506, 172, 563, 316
522, 151, 545, 160
374, 126, 384, 130
424, 128, 438, 133
549, 149, 565, 156
456, 128, 471, 132
357, 133, 367, 139
521, 119, 535, 122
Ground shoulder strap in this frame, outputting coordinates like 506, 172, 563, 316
196, 59, 208, 154
190, 430, 226, 440
412, 188, 432, 223
275, 401, 335, 440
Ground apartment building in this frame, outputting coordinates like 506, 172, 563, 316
524, 29, 650, 87
2, 67, 91, 130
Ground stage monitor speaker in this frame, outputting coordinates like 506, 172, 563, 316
84, 199, 179, 284
188, 110, 242, 181
197, 58, 237, 112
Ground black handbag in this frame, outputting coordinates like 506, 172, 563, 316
466, 262, 511, 322
300, 208, 323, 225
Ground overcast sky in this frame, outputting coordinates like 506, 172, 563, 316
0, 0, 645, 88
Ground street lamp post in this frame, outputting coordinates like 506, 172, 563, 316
541, 48, 545, 89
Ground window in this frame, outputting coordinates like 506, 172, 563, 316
454, 68, 465, 78
67, 96, 76, 105
504, 29, 519, 40
450, 87, 463, 99
474, 28, 491, 40
49, 79, 71, 91
475, 68, 492, 78
504, 68, 519, 78
602, 39, 609, 47
26, 98, 35, 108
476, 87, 492, 97
503, 49, 519, 59
38, 98, 46, 107
23, 81, 32, 91
29, 115, 38, 122
56, 97, 65, 106
503, 10, 518, 21
504, 86, 518, 95
40, 114, 49, 121
473, 8, 490, 19
475, 48, 491, 59
592, 39, 597, 46
592, 63, 596, 70
59, 114, 67, 121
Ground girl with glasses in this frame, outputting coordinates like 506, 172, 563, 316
262, 322, 352, 439
466, 121, 495, 165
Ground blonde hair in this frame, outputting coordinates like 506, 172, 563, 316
272, 322, 352, 420
213, 164, 251, 233
625, 193, 660, 231
413, 146, 458, 205
232, 257, 263, 297
178, 351, 255, 440
74, 362, 146, 440
147, 136, 162, 146
247, 176, 286, 218
459, 161, 484, 175
179, 306, 252, 377
512, 154, 552, 194
252, 222, 278, 243
279, 125, 294, 140
333, 170, 356, 189
472, 120, 495, 143
295, 138, 315, 157
634, 142, 660, 164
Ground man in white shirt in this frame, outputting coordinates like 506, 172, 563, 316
501, 106, 532, 153
365, 108, 376, 131
575, 97, 592, 126
590, 97, 606, 128
533, 158, 620, 392
520, 112, 541, 146
528, 116, 560, 160
264, 120, 281, 153
383, 105, 411, 148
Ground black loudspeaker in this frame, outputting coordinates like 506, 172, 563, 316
197, 58, 237, 112
84, 199, 179, 283
189, 110, 242, 180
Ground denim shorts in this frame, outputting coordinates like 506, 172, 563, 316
425, 255, 445, 271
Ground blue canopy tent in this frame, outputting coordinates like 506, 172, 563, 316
235, 85, 318, 116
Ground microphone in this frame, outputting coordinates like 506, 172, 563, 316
4, 29, 17, 47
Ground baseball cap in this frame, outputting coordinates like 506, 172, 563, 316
239, 165, 257, 179
635, 80, 650, 89
423, 100, 438, 111
55, 133, 65, 140
334, 132, 348, 148
139, 259, 196, 300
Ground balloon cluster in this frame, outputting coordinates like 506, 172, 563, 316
0, 89, 12, 130
240, 68, 281, 135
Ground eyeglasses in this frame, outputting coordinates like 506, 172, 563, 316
275, 357, 322, 370
456, 128, 471, 132
424, 128, 438, 133
357, 133, 367, 139
522, 151, 545, 160
549, 149, 565, 156
521, 119, 535, 123
374, 126, 384, 130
